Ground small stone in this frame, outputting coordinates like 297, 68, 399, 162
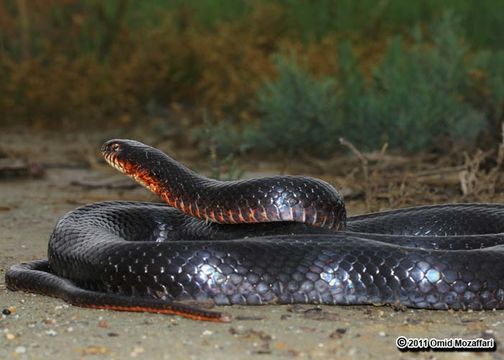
5, 333, 16, 340
45, 329, 58, 336
7, 306, 17, 315
82, 346, 108, 355
44, 318, 57, 325
15, 346, 26, 354
329, 328, 347, 339
202, 330, 213, 336
130, 345, 145, 357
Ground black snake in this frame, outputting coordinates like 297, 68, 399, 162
6, 139, 504, 321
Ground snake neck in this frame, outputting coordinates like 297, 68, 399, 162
102, 139, 346, 230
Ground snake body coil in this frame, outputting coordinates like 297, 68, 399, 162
6, 139, 504, 321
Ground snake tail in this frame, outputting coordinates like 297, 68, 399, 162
6, 260, 229, 322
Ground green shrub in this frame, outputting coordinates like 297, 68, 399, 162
475, 50, 504, 133
249, 54, 339, 156
243, 13, 490, 155
358, 14, 485, 151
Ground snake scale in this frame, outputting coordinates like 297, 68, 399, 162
6, 139, 504, 321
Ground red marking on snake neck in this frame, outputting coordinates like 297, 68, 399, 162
207, 210, 217, 222
179, 200, 186, 213
111, 155, 344, 229
194, 204, 201, 218
259, 207, 268, 221
187, 203, 194, 217
247, 209, 258, 223
117, 161, 186, 214
216, 211, 225, 223
227, 210, 237, 224
237, 210, 246, 222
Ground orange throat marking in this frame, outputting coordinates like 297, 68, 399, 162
120, 165, 182, 211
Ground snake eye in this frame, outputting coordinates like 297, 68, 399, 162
110, 143, 121, 152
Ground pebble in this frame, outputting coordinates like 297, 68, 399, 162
329, 328, 347, 339
202, 330, 213, 336
15, 346, 26, 354
130, 345, 145, 357
82, 346, 108, 355
5, 332, 16, 340
44, 318, 57, 325
2, 306, 16, 315
45, 329, 58, 336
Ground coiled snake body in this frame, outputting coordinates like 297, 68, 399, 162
6, 139, 504, 321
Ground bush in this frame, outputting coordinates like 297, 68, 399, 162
361, 13, 486, 151
249, 55, 339, 156
242, 13, 491, 154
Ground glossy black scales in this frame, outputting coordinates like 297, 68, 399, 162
100, 139, 346, 229
9, 201, 504, 311
6, 139, 504, 319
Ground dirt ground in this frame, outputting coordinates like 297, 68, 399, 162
1, 130, 504, 360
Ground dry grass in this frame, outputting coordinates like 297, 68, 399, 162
309, 124, 504, 213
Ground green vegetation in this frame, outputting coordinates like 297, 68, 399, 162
252, 55, 338, 156
245, 14, 501, 153
1, 1, 503, 154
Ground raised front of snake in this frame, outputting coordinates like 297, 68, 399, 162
6, 139, 504, 321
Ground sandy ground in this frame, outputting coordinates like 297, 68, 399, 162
1, 131, 504, 360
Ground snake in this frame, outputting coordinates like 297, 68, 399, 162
6, 139, 504, 322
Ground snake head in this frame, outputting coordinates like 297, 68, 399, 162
101, 139, 166, 195
101, 139, 135, 174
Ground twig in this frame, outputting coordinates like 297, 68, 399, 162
415, 166, 466, 177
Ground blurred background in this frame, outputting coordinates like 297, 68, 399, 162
1, 0, 503, 158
